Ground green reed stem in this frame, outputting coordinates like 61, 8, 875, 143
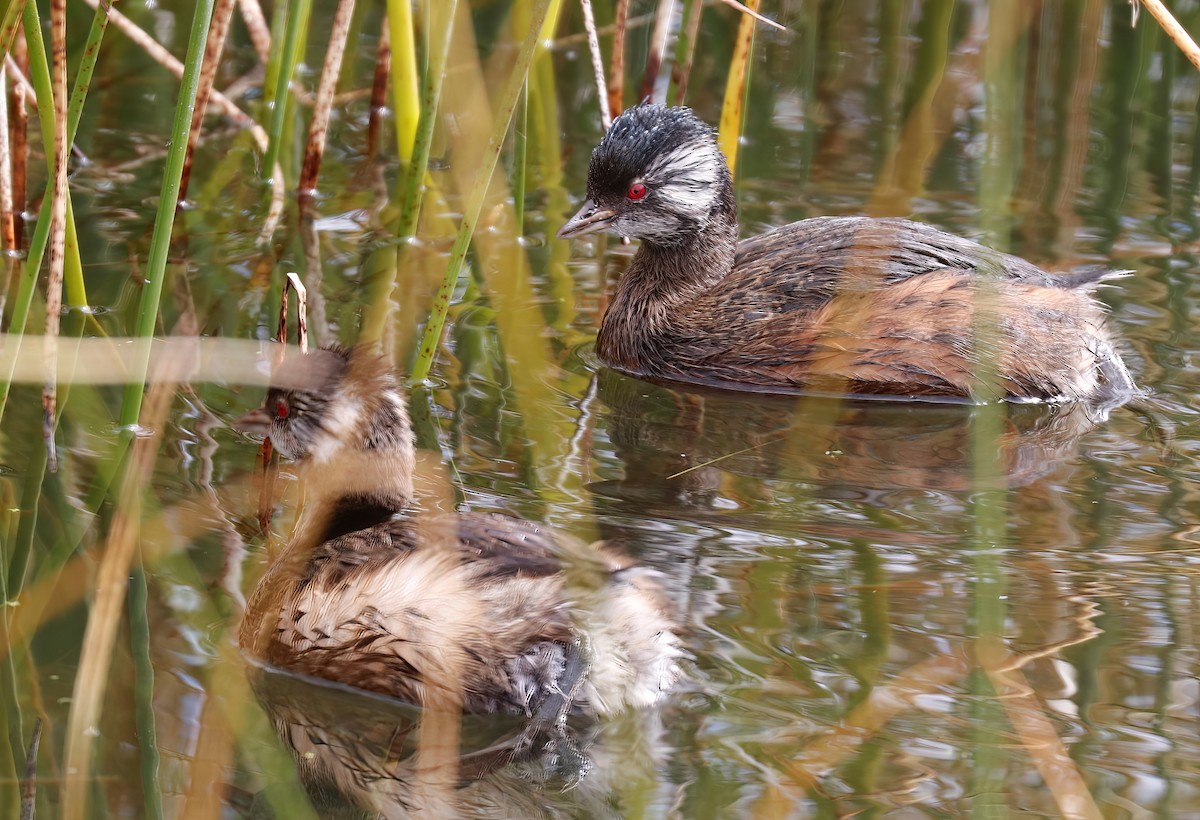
394, 0, 454, 240
410, 0, 551, 382
262, 0, 310, 182
513, 79, 528, 233
129, 562, 164, 820
0, 0, 105, 418
360, 0, 457, 345
262, 1, 286, 110
117, 0, 217, 428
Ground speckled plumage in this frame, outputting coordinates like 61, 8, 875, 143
239, 346, 680, 719
560, 104, 1135, 403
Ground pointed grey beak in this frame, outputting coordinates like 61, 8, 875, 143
557, 199, 617, 239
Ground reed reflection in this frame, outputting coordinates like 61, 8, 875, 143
591, 368, 1118, 515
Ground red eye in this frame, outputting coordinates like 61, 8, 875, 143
275, 399, 289, 419
627, 182, 647, 200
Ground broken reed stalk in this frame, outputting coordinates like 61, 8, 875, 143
367, 22, 389, 157
259, 273, 307, 529
717, 0, 760, 180
262, 0, 311, 183
279, 271, 308, 355
669, 0, 704, 104
1136, 0, 1200, 72
299, 0, 356, 200
607, 0, 628, 118
579, 0, 612, 129
179, 0, 235, 202
237, 0, 272, 64
410, 0, 552, 382
640, 0, 675, 103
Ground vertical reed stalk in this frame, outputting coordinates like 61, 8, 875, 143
579, 0, 611, 129
0, 0, 94, 422
718, 0, 760, 179
607, 0, 628, 118
410, 0, 551, 382
366, 23, 390, 157
61, 378, 176, 820
129, 561, 164, 820
360, 1, 458, 345
513, 80, 528, 233
299, 0, 356, 200
0, 67, 11, 260
640, 0, 675, 102
17, 718, 38, 820
41, 0, 69, 472
179, 0, 235, 201
668, 0, 703, 104
0, 1, 24, 62
8, 34, 24, 256
117, 0, 217, 430
387, 0, 419, 165
237, 0, 272, 65
262, 0, 310, 182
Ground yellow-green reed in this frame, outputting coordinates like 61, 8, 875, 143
409, 0, 552, 382
360, 0, 458, 346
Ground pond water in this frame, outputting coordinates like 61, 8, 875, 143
4, 0, 1200, 817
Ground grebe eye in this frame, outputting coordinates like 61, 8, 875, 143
627, 182, 648, 200
275, 399, 289, 419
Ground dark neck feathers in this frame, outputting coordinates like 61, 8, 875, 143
597, 178, 738, 371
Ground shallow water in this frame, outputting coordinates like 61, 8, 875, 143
5, 1, 1200, 817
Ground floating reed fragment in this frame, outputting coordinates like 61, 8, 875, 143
299, 0, 356, 200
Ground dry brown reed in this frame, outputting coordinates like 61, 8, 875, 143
1137, 0, 1200, 72
579, 0, 612, 128
640, 0, 675, 102
41, 0, 69, 472
179, 0, 236, 201
237, 0, 272, 65
299, 0, 356, 200
607, 0, 628, 118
